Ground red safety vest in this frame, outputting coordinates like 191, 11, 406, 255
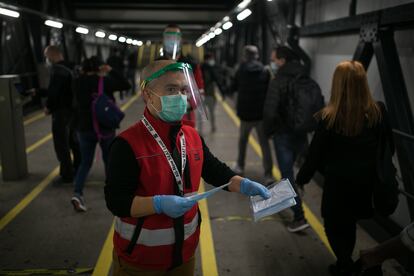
113, 108, 203, 270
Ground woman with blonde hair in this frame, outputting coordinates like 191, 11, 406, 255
296, 61, 394, 276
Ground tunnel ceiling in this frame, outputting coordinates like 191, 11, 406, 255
71, 0, 239, 43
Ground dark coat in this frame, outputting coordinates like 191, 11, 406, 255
263, 61, 306, 136
296, 103, 393, 219
232, 60, 270, 121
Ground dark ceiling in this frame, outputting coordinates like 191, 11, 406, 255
71, 0, 240, 42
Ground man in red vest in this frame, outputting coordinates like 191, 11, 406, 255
105, 59, 270, 275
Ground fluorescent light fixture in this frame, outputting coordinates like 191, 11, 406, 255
196, 35, 210, 48
223, 16, 230, 22
75, 27, 89, 34
126, 38, 132, 44
108, 34, 118, 40
222, 21, 233, 30
208, 32, 215, 39
44, 20, 63, 29
215, 22, 222, 28
0, 7, 20, 18
214, 28, 222, 35
237, 0, 251, 10
118, 36, 126, 43
146, 40, 151, 46
137, 40, 143, 46
95, 31, 105, 38
132, 39, 139, 45
210, 27, 215, 31
237, 9, 252, 21
267, 0, 273, 1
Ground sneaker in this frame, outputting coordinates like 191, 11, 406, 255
71, 195, 87, 212
232, 164, 244, 175
287, 219, 310, 233
264, 175, 275, 186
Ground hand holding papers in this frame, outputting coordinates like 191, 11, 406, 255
250, 178, 297, 222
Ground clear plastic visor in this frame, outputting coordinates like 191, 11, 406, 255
141, 63, 207, 122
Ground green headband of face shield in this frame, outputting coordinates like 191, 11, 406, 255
140, 62, 192, 90
163, 31, 182, 36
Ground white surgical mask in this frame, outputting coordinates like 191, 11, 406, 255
270, 62, 278, 72
207, 59, 215, 66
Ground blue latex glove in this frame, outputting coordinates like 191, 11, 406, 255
240, 178, 271, 199
153, 195, 197, 218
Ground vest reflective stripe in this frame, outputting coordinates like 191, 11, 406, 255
115, 213, 199, 247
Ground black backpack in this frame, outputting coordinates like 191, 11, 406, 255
284, 74, 325, 133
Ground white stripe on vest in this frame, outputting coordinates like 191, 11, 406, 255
115, 213, 199, 247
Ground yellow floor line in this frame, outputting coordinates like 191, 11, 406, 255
0, 95, 139, 233
0, 166, 59, 231
198, 180, 219, 276
215, 92, 333, 255
26, 133, 53, 154
24, 112, 45, 126
92, 222, 115, 276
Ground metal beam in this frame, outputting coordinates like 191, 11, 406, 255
373, 28, 414, 221
299, 2, 414, 37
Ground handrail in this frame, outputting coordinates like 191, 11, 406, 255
393, 129, 414, 141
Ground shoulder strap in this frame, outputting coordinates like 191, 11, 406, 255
98, 76, 104, 96
125, 217, 146, 255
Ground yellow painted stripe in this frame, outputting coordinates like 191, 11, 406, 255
198, 180, 219, 276
24, 112, 45, 126
26, 133, 53, 154
0, 166, 59, 231
0, 95, 139, 232
121, 93, 139, 112
215, 92, 333, 255
92, 222, 115, 276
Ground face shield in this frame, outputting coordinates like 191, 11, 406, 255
163, 31, 182, 60
141, 62, 208, 122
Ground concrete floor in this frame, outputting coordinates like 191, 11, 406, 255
0, 93, 405, 275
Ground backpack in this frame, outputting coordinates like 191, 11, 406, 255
284, 74, 325, 133
91, 77, 124, 139
373, 108, 399, 216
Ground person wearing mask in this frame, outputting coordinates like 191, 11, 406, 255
232, 45, 274, 186
200, 52, 226, 133
105, 60, 270, 275
295, 61, 394, 275
263, 46, 310, 233
44, 45, 80, 185
71, 56, 130, 212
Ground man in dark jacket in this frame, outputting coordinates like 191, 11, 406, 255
44, 45, 80, 184
263, 46, 309, 233
232, 45, 274, 185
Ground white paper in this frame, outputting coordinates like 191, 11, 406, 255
185, 182, 231, 202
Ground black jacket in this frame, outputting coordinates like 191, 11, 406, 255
296, 103, 393, 219
201, 63, 224, 97
263, 61, 306, 136
74, 70, 130, 132
46, 61, 73, 113
232, 60, 270, 121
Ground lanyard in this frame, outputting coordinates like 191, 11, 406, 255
142, 116, 186, 195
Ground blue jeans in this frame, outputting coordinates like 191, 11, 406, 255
74, 131, 114, 195
273, 132, 307, 221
